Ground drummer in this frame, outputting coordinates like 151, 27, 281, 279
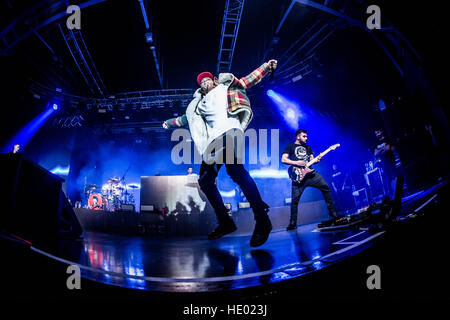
103, 177, 120, 193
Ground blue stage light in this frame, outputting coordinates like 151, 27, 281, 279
52, 103, 58, 110
266, 90, 302, 129
249, 169, 289, 179
50, 165, 70, 175
286, 108, 296, 120
219, 189, 236, 197
1, 105, 56, 153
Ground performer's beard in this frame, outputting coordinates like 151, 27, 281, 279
202, 83, 214, 94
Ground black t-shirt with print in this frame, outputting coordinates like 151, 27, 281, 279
282, 143, 313, 163
375, 137, 396, 166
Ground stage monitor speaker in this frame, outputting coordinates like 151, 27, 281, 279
1, 153, 82, 245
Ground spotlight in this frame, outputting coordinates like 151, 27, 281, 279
286, 108, 296, 120
145, 32, 153, 44
52, 103, 58, 110
266, 89, 302, 129
1, 104, 55, 153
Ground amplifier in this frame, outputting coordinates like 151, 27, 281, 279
140, 204, 154, 212
238, 202, 251, 209
352, 187, 369, 208
120, 204, 135, 212
365, 167, 386, 201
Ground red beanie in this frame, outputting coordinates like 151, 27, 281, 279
197, 72, 214, 86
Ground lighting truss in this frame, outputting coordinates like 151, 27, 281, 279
29, 81, 194, 110
216, 0, 246, 74
58, 25, 108, 97
0, 0, 107, 55
138, 0, 164, 88
88, 88, 195, 107
293, 0, 423, 77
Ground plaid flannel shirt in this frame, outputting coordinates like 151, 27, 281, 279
166, 62, 271, 128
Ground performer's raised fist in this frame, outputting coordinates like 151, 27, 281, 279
268, 59, 278, 70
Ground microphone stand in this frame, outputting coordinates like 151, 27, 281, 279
121, 164, 131, 204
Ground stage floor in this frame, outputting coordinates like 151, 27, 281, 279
30, 222, 385, 292
10, 181, 447, 293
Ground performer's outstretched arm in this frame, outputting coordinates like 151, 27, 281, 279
162, 114, 188, 129
233, 59, 277, 89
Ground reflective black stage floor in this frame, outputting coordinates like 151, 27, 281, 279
4, 181, 447, 294
31, 223, 385, 292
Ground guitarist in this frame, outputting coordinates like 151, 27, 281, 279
282, 129, 338, 230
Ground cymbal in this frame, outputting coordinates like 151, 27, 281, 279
88, 184, 99, 188
115, 186, 124, 190
107, 178, 120, 184
128, 185, 139, 189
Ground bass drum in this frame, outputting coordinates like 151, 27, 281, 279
88, 193, 106, 210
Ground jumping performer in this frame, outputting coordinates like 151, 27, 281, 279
163, 60, 277, 246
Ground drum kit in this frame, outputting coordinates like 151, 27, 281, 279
85, 177, 137, 211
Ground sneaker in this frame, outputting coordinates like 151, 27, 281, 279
208, 219, 237, 240
250, 215, 272, 247
286, 224, 297, 231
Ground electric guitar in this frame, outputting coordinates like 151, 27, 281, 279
288, 144, 340, 183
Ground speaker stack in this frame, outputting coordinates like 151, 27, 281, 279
1, 153, 83, 246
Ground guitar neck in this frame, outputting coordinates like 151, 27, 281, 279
319, 148, 334, 158
306, 147, 333, 167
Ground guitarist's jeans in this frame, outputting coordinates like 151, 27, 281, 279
290, 172, 337, 225
198, 133, 269, 225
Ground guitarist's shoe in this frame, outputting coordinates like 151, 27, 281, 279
286, 224, 297, 231
208, 219, 237, 240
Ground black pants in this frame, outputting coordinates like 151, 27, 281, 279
198, 135, 268, 224
290, 171, 337, 225
380, 162, 396, 199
